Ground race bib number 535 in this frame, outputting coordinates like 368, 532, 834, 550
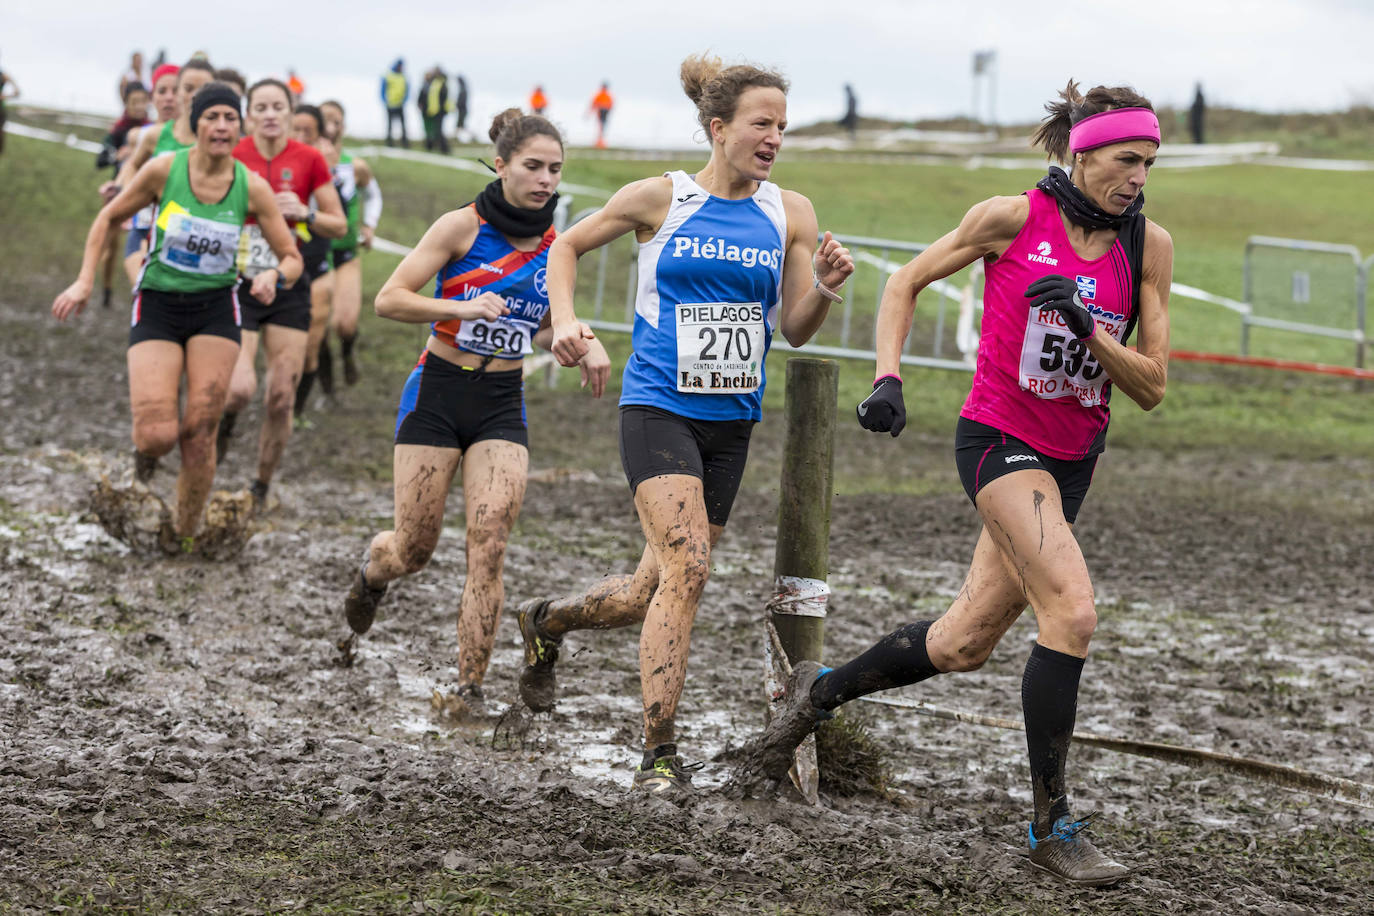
676, 301, 764, 394
1018, 307, 1117, 406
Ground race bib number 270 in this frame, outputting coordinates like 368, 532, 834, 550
676, 301, 765, 394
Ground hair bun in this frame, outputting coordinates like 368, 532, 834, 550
489, 107, 524, 143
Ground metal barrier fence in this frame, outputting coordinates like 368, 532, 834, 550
567, 213, 1374, 377
1243, 236, 1367, 367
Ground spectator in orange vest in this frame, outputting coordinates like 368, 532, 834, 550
589, 81, 613, 148
529, 84, 547, 116
287, 69, 305, 103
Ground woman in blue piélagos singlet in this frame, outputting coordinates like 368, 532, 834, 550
341, 109, 610, 716
517, 53, 855, 794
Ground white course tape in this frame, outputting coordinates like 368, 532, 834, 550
766, 575, 829, 618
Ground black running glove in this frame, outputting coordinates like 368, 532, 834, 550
1025, 275, 1096, 340
857, 375, 906, 437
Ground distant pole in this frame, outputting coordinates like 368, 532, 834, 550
771, 358, 838, 666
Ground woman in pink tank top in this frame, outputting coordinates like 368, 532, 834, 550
741, 80, 1174, 887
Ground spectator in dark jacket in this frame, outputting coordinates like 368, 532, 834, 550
419, 66, 450, 154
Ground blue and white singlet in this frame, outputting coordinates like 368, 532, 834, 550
430, 205, 555, 358
619, 170, 787, 422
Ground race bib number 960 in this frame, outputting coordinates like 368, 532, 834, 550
456, 317, 535, 357
676, 301, 765, 394
1018, 307, 1114, 406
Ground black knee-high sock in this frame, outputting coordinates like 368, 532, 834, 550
809, 621, 939, 710
317, 336, 335, 395
294, 370, 317, 415
1022, 643, 1085, 838
340, 332, 357, 359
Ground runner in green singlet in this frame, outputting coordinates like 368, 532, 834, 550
54, 83, 303, 549
103, 59, 217, 286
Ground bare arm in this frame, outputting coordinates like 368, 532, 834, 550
777, 190, 854, 347
374, 208, 506, 325
873, 195, 1027, 379
547, 176, 670, 366
1084, 220, 1172, 409
308, 179, 348, 239
104, 124, 158, 199
53, 157, 172, 319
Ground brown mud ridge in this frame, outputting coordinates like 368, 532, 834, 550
2, 302, 1373, 912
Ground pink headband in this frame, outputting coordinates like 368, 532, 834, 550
1069, 107, 1160, 153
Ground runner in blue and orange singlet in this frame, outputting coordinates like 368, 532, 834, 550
340, 109, 608, 718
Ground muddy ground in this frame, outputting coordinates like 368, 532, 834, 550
1, 290, 1372, 915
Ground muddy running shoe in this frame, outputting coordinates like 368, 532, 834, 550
1027, 814, 1129, 887
747, 660, 834, 781
249, 480, 270, 511
516, 598, 561, 712
344, 556, 388, 635
134, 450, 158, 483
432, 682, 490, 722
216, 413, 237, 465
632, 754, 703, 796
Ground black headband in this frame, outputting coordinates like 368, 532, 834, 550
190, 85, 242, 133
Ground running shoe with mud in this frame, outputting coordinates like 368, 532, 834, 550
343, 555, 388, 635
431, 682, 491, 722
516, 598, 561, 712
735, 660, 833, 786
1027, 814, 1129, 886
632, 753, 703, 796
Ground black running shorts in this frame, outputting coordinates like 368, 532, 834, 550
237, 276, 312, 332
618, 405, 754, 527
129, 285, 241, 347
393, 352, 528, 451
954, 417, 1097, 524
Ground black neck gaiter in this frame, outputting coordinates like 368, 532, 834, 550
473, 179, 557, 238
1036, 165, 1144, 231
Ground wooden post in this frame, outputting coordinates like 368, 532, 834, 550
771, 357, 838, 666
766, 357, 838, 804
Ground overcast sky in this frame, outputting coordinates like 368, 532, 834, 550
4, 0, 1372, 148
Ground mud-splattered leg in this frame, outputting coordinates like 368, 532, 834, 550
367, 444, 462, 585
172, 334, 239, 536
969, 468, 1095, 836
254, 323, 309, 488
538, 543, 660, 636
632, 474, 712, 749
224, 329, 259, 418
127, 339, 185, 463
455, 439, 528, 687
